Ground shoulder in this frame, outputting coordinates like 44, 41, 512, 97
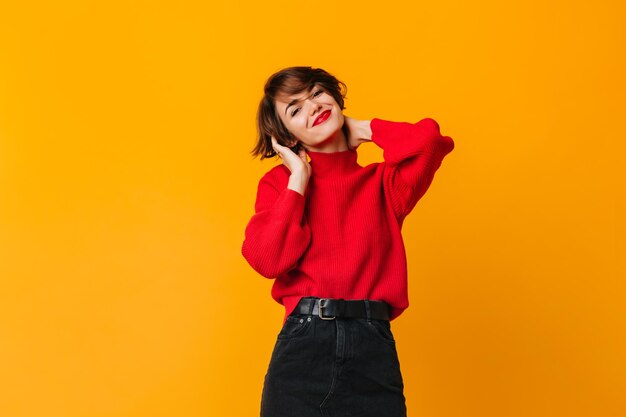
258, 164, 290, 189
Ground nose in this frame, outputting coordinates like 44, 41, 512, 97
307, 98, 322, 116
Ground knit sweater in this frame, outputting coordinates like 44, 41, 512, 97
242, 117, 455, 325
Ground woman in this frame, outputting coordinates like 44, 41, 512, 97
241, 66, 455, 417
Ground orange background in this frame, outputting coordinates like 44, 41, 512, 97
0, 1, 624, 416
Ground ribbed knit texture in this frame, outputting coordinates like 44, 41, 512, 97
242, 117, 455, 325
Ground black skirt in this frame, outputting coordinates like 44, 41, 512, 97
261, 298, 407, 417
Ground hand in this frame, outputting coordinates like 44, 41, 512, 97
343, 115, 372, 150
271, 136, 311, 179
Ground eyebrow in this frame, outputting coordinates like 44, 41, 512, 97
285, 98, 302, 116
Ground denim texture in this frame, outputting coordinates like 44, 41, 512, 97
260, 299, 407, 417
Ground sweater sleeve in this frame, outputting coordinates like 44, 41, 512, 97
370, 117, 455, 220
241, 172, 312, 279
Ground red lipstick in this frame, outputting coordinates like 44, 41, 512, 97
312, 109, 331, 127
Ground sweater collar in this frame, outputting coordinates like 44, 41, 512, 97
306, 148, 360, 178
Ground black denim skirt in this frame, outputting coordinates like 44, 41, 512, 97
260, 299, 407, 417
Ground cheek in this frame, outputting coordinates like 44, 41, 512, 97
281, 117, 299, 133
283, 119, 305, 138
294, 118, 308, 131
331, 110, 343, 126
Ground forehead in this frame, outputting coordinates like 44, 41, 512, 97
275, 86, 314, 104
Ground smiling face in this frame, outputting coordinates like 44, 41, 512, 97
274, 84, 347, 153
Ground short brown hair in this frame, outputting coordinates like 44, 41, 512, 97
250, 66, 348, 160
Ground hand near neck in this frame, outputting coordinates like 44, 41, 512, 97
343, 115, 373, 151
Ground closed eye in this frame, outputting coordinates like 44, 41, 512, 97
291, 89, 324, 117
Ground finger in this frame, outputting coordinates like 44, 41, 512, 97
273, 139, 289, 152
271, 137, 283, 157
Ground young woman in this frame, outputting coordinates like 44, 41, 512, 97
242, 66, 455, 417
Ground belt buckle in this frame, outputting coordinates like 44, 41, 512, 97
318, 298, 336, 320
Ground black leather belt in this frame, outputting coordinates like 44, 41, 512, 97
292, 297, 391, 321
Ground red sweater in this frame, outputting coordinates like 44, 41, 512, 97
242, 118, 455, 325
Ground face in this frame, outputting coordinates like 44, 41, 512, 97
274, 84, 346, 152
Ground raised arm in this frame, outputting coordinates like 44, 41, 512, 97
241, 170, 312, 278
352, 117, 455, 221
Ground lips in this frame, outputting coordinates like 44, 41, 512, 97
312, 109, 331, 127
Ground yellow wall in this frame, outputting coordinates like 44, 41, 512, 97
0, 1, 624, 416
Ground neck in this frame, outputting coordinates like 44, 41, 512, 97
303, 126, 349, 153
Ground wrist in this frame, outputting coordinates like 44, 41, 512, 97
358, 119, 373, 142
288, 171, 308, 196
